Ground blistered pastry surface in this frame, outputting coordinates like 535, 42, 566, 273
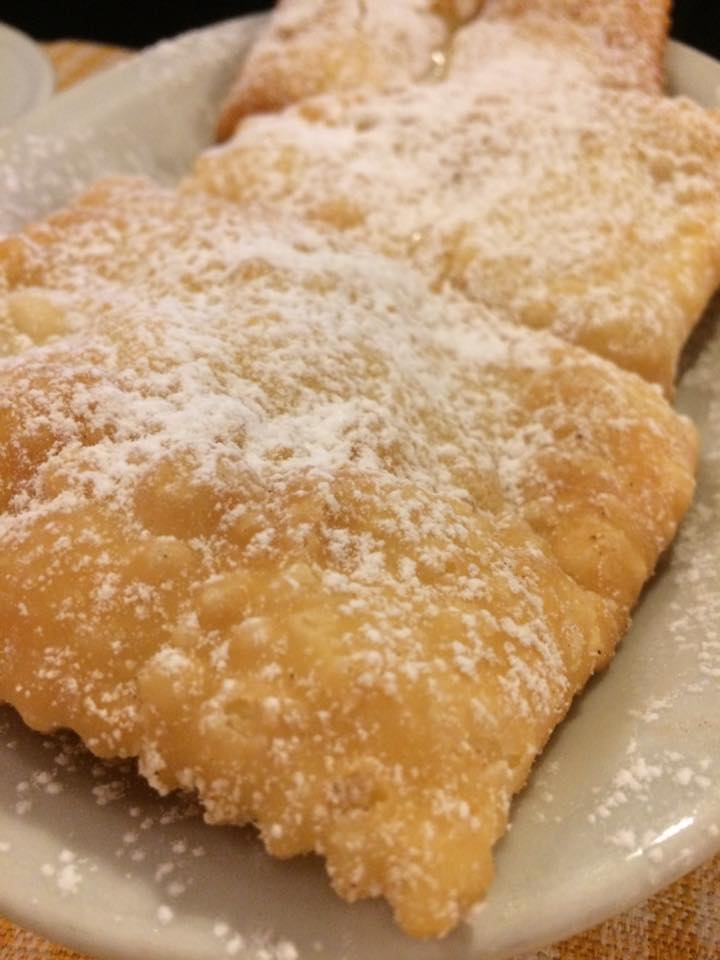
0, 180, 697, 935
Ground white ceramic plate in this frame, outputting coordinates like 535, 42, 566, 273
0, 21, 54, 128
0, 20, 719, 960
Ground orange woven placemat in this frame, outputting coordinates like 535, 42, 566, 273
1, 38, 719, 960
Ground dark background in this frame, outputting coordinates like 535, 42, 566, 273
1, 1, 719, 57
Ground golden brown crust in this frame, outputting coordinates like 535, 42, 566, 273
217, 0, 480, 140
480, 0, 671, 91
0, 179, 698, 937
0, 5, 711, 933
0, 179, 698, 610
195, 77, 720, 394
216, 0, 672, 140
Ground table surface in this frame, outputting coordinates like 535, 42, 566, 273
0, 36, 719, 960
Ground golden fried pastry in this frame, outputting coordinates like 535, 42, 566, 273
192, 74, 720, 392
0, 178, 697, 611
0, 180, 696, 936
216, 0, 484, 141
216, 0, 670, 141
465, 0, 671, 92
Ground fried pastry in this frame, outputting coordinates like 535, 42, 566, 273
192, 74, 720, 392
0, 180, 696, 936
462, 0, 671, 93
216, 0, 484, 141
216, 0, 670, 140
0, 179, 696, 611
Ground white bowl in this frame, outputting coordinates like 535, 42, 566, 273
0, 21, 54, 128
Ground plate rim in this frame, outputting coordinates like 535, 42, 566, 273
0, 20, 55, 126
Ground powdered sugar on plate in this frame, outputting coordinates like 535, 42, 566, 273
1, 704, 312, 959
0, 17, 263, 235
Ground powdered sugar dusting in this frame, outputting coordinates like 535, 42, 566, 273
196, 57, 720, 389
0, 164, 705, 941
510, 305, 720, 887
215, 0, 473, 138
0, 130, 156, 237
0, 8, 718, 955
1, 707, 310, 957
4, 173, 675, 936
216, 0, 666, 138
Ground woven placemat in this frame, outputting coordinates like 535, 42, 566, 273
1, 37, 718, 960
